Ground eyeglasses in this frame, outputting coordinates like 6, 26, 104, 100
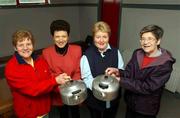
140, 37, 156, 42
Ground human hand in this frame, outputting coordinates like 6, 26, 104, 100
116, 77, 121, 82
55, 73, 71, 85
105, 67, 120, 77
109, 73, 121, 82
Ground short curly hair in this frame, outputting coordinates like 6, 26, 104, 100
12, 30, 34, 47
50, 19, 70, 36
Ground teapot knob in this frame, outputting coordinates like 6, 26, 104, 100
104, 75, 108, 79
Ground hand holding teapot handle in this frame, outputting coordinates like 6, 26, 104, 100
105, 67, 121, 82
105, 67, 120, 77
55, 73, 71, 85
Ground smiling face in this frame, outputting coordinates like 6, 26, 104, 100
140, 32, 161, 57
53, 30, 69, 48
92, 21, 111, 52
15, 38, 34, 60
94, 31, 109, 52
12, 30, 34, 60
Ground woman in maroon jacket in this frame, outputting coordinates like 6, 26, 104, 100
106, 25, 175, 118
5, 30, 70, 118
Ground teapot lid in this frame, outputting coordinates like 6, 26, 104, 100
60, 80, 86, 96
60, 80, 84, 88
95, 75, 115, 84
93, 74, 119, 89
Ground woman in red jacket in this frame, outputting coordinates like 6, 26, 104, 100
5, 30, 70, 118
42, 19, 81, 118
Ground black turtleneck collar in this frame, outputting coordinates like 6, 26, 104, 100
55, 43, 69, 56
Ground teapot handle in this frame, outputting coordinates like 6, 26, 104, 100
99, 83, 108, 89
72, 90, 81, 101
72, 89, 81, 95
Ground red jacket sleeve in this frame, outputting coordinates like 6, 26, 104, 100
5, 57, 58, 97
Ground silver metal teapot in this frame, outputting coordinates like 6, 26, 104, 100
92, 75, 119, 101
59, 80, 87, 105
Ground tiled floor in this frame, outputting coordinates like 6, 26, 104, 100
80, 89, 180, 118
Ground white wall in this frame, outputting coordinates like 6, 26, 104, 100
79, 6, 98, 41
0, 7, 80, 57
51, 0, 98, 4
0, 1, 98, 57
78, 0, 98, 4
119, 5, 180, 92
120, 7, 180, 67
78, 0, 98, 40
123, 0, 180, 4
50, 0, 80, 4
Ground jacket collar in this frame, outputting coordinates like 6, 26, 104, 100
15, 52, 37, 64
136, 48, 175, 68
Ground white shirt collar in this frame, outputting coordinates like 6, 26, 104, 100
100, 44, 111, 57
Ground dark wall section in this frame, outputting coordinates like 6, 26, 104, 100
100, 0, 121, 48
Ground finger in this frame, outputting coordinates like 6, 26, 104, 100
105, 69, 111, 75
116, 77, 120, 82
62, 73, 68, 76
59, 73, 66, 77
64, 76, 71, 80
111, 73, 116, 77
105, 68, 109, 74
107, 70, 113, 75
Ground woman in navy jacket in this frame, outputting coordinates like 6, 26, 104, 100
106, 25, 175, 118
